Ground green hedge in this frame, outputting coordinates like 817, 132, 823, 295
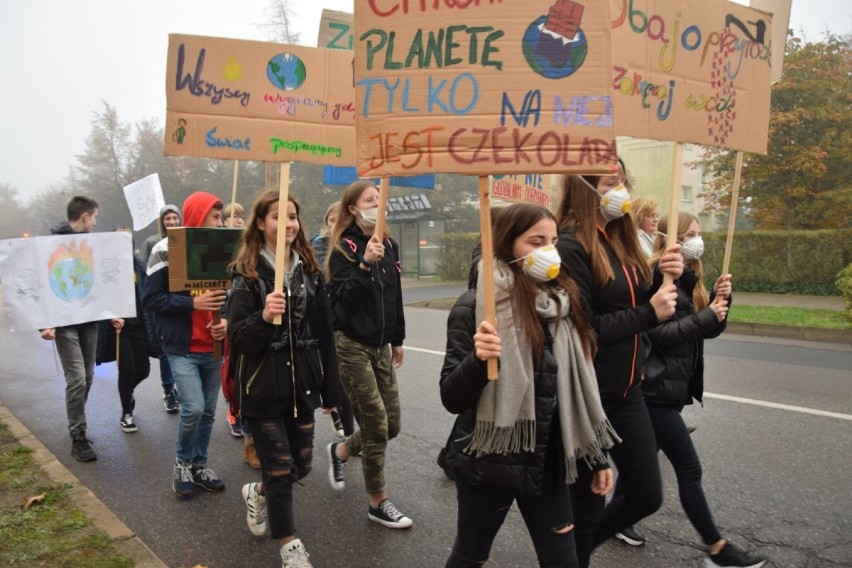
835, 264, 852, 320
702, 230, 851, 296
436, 232, 479, 281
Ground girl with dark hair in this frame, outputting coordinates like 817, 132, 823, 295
324, 181, 411, 529
640, 213, 767, 568
228, 191, 342, 568
555, 160, 683, 568
439, 203, 618, 567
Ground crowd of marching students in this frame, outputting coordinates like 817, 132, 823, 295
41, 159, 768, 568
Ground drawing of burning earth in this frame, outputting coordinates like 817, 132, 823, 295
523, 0, 588, 79
48, 241, 94, 302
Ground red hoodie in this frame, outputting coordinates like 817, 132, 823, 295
182, 191, 222, 353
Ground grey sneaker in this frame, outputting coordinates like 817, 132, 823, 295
192, 466, 225, 492
368, 499, 412, 529
120, 414, 137, 433
280, 538, 313, 568
705, 540, 768, 568
70, 430, 96, 462
615, 525, 646, 546
242, 482, 268, 537
172, 461, 194, 497
163, 390, 179, 413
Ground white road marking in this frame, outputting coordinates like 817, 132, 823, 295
404, 346, 852, 421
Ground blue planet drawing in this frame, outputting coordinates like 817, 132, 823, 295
522, 15, 588, 79
267, 53, 307, 91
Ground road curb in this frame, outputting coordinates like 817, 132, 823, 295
0, 404, 168, 568
726, 321, 852, 344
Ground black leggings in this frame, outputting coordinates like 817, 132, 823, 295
446, 465, 578, 567
247, 413, 315, 539
571, 387, 662, 568
117, 325, 150, 415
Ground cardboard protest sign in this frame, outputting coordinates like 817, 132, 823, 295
166, 228, 242, 292
354, 0, 618, 177
0, 233, 136, 332
323, 166, 436, 189
318, 9, 355, 50
164, 34, 356, 165
749, 0, 791, 83
610, 0, 773, 153
491, 174, 552, 208
123, 174, 166, 231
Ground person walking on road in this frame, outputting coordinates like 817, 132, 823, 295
142, 191, 228, 497
555, 160, 683, 568
439, 204, 618, 567
229, 191, 342, 568
634, 212, 768, 568
325, 180, 412, 529
39, 196, 119, 462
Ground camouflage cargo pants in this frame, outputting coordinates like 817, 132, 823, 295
334, 331, 401, 495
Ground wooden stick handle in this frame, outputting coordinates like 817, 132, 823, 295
228, 160, 240, 226
273, 163, 291, 325
212, 312, 222, 360
478, 176, 498, 380
663, 143, 685, 286
375, 178, 390, 241
721, 151, 744, 278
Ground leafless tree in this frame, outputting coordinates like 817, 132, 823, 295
258, 0, 301, 44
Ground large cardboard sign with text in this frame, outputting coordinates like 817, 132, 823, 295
165, 34, 356, 164
354, 1, 618, 177
167, 228, 242, 292
610, 0, 772, 153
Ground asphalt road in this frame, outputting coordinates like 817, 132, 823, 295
0, 303, 850, 568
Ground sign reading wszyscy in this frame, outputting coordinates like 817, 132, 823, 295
354, 0, 619, 177
164, 34, 356, 164
610, 0, 773, 153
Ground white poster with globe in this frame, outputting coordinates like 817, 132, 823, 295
0, 232, 136, 332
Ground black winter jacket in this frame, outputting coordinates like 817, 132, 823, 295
227, 256, 342, 419
439, 290, 564, 496
328, 222, 405, 347
642, 268, 729, 407
557, 229, 660, 397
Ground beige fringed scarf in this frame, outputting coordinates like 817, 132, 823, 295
469, 260, 620, 483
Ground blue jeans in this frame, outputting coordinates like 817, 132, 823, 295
168, 353, 220, 467
54, 322, 99, 434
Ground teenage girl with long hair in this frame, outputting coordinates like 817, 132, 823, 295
324, 181, 412, 529
440, 204, 618, 567
228, 191, 342, 568
555, 160, 683, 568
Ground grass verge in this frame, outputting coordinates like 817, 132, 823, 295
729, 306, 851, 329
0, 420, 133, 568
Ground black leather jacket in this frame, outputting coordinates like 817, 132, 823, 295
228, 256, 342, 419
642, 268, 729, 407
439, 290, 564, 496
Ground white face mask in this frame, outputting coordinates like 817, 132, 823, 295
356, 206, 378, 226
599, 184, 632, 222
681, 236, 705, 261
511, 245, 562, 282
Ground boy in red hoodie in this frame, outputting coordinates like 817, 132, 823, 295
142, 191, 228, 497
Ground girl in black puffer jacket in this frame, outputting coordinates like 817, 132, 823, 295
440, 204, 617, 568
639, 213, 768, 568
227, 192, 342, 567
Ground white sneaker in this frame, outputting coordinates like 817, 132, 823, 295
241, 482, 268, 537
280, 538, 313, 568
368, 498, 413, 529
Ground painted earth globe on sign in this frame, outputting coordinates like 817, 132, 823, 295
48, 257, 94, 302
522, 15, 588, 79
266, 53, 307, 91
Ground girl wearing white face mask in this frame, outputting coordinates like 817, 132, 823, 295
555, 159, 685, 568
324, 181, 412, 530
637, 214, 765, 568
440, 204, 617, 568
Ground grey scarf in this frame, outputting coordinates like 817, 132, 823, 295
470, 260, 620, 483
260, 247, 299, 285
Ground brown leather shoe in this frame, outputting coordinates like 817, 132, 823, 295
244, 442, 261, 470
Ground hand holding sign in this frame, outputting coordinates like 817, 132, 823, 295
193, 290, 226, 311
262, 290, 287, 323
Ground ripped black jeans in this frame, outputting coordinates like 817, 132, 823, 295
246, 413, 315, 539
446, 463, 578, 568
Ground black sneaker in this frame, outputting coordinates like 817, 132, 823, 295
330, 410, 345, 438
163, 390, 179, 413
120, 414, 138, 433
615, 525, 646, 546
192, 466, 225, 492
327, 442, 346, 490
368, 499, 412, 529
705, 540, 767, 568
173, 460, 194, 497
70, 431, 97, 462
